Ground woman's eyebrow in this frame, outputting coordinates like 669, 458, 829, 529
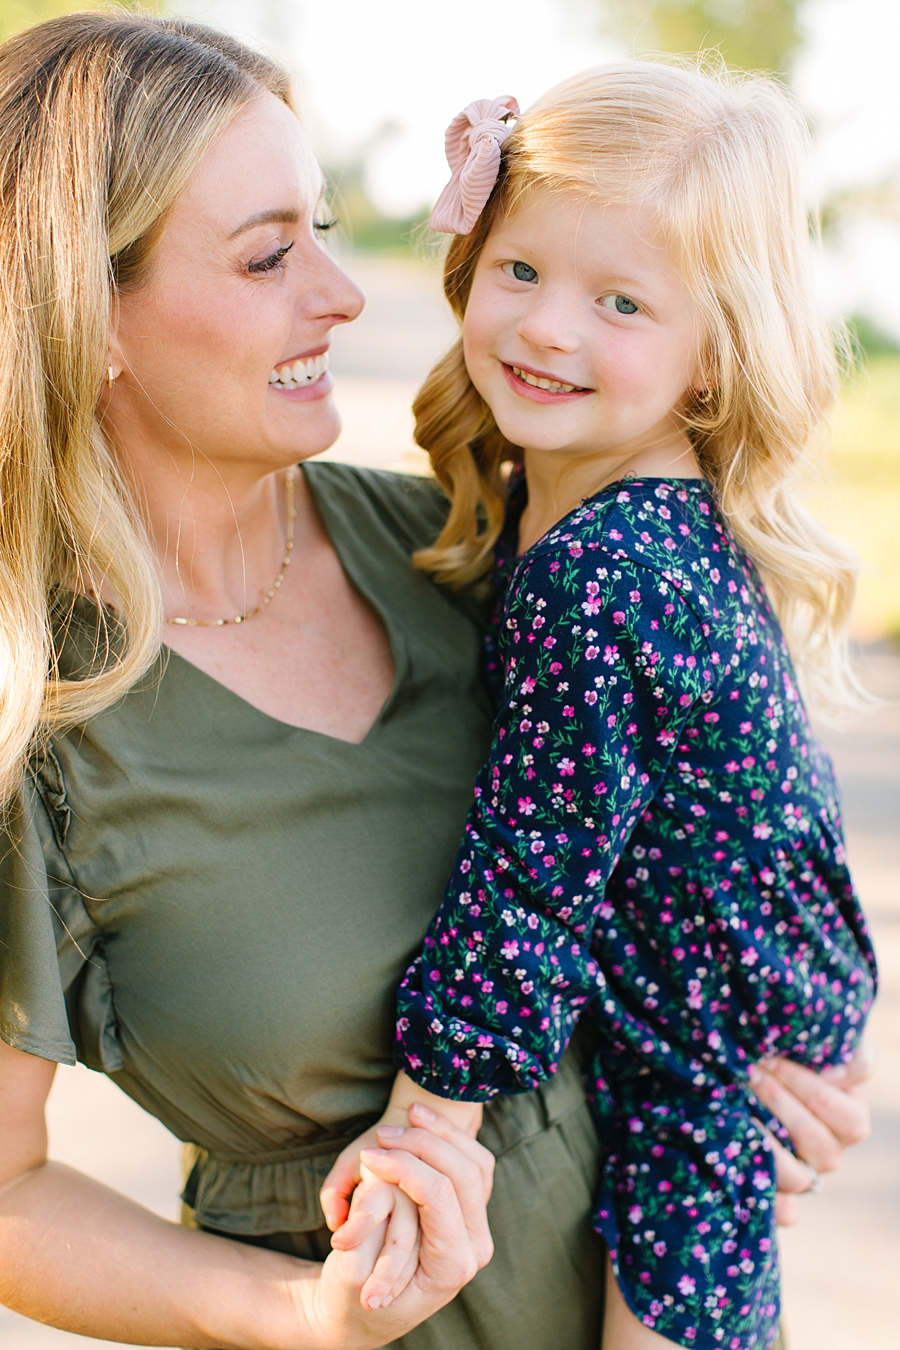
227, 206, 301, 239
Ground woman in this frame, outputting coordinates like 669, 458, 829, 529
0, 13, 871, 1350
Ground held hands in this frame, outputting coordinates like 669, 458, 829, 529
302, 1128, 492, 1348
321, 1078, 489, 1314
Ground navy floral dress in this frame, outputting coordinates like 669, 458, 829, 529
395, 476, 876, 1350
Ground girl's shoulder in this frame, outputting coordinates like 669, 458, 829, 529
539, 477, 720, 565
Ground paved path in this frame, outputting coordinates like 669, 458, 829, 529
3, 256, 896, 1350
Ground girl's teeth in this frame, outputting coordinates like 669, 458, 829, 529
268, 352, 330, 386
512, 365, 579, 393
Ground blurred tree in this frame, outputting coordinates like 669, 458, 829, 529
601, 0, 804, 73
0, 0, 160, 39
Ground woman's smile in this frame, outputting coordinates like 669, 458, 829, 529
268, 347, 333, 400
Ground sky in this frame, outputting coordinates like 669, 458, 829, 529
177, 0, 900, 335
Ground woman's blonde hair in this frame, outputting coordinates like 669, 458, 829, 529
0, 10, 291, 803
415, 60, 860, 716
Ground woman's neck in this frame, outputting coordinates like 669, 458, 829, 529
517, 434, 702, 555
118, 443, 303, 625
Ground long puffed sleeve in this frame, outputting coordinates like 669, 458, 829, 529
395, 542, 714, 1099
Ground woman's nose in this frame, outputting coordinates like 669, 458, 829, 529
304, 248, 365, 327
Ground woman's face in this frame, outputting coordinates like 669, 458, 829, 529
107, 92, 363, 477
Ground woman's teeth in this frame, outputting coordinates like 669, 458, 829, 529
511, 365, 582, 393
268, 352, 329, 388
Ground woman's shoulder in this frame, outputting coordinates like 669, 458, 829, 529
303, 460, 449, 555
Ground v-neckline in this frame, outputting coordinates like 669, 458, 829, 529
160, 464, 408, 749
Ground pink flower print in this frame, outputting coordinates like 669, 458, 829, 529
613, 611, 625, 624
532, 615, 545, 629
558, 757, 576, 776
678, 1276, 696, 1297
603, 645, 619, 665
585, 645, 599, 660
741, 948, 759, 967
752, 822, 773, 840
582, 580, 602, 615
609, 529, 623, 540
518, 797, 536, 815
628, 1205, 643, 1223
521, 676, 536, 693
584, 690, 598, 705
476, 1035, 493, 1047
663, 537, 676, 550
549, 661, 562, 674
582, 743, 596, 755
568, 543, 583, 558
563, 705, 575, 717
586, 870, 604, 888
740, 721, 752, 734
704, 711, 719, 723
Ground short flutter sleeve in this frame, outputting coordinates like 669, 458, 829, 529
0, 753, 121, 1071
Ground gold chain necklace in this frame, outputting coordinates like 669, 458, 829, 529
165, 468, 296, 628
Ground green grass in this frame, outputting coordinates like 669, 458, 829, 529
806, 357, 900, 640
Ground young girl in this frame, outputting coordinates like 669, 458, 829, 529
325, 63, 877, 1349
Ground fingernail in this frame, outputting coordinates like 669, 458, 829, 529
377, 1125, 405, 1138
748, 1063, 762, 1084
360, 1147, 388, 1158
822, 1063, 848, 1084
367, 1296, 382, 1310
410, 1102, 437, 1122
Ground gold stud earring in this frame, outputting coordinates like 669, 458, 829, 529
106, 365, 115, 389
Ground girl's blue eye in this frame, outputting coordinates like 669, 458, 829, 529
601, 292, 639, 315
511, 260, 538, 283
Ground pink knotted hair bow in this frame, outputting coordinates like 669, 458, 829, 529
429, 96, 520, 235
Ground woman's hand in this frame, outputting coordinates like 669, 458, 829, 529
328, 1101, 495, 1313
305, 1110, 495, 1347
321, 1072, 483, 1233
751, 1040, 874, 1224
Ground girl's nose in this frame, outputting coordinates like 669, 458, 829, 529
516, 289, 579, 354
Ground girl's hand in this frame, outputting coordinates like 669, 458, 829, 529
320, 1072, 483, 1233
751, 1040, 874, 1224
332, 1165, 420, 1311
330, 1102, 495, 1311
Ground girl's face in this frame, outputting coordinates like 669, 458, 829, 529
462, 194, 703, 464
108, 92, 364, 480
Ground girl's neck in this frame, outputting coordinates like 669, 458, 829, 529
517, 434, 703, 555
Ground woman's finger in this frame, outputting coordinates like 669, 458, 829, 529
386, 1101, 495, 1203
320, 1125, 381, 1232
330, 1171, 397, 1252
769, 1133, 816, 1226
368, 1125, 494, 1268
760, 1056, 872, 1147
358, 1187, 421, 1310
750, 1062, 869, 1172
360, 1147, 488, 1291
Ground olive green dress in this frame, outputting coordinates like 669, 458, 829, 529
0, 462, 605, 1350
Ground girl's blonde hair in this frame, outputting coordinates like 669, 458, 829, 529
0, 11, 291, 804
415, 60, 860, 716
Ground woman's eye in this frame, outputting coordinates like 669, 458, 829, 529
314, 216, 339, 234
248, 241, 294, 274
506, 260, 538, 283
600, 293, 640, 315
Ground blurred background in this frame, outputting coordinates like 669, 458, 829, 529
0, 3, 897, 1349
